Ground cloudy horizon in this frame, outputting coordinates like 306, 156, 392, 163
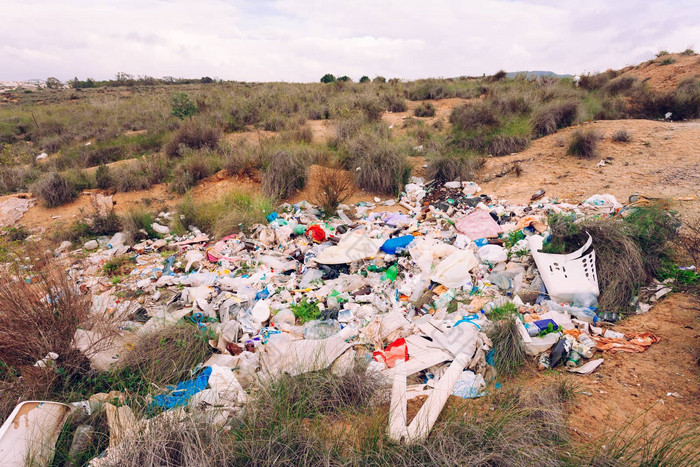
2, 0, 699, 83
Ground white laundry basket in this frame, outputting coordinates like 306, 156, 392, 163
529, 233, 599, 303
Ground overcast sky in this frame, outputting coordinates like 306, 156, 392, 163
2, 0, 699, 82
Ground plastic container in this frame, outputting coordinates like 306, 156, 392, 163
573, 292, 598, 309
303, 319, 341, 339
567, 306, 599, 324
380, 235, 415, 255
549, 338, 572, 368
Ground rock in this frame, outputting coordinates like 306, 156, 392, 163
84, 240, 98, 250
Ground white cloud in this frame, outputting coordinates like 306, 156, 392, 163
1, 0, 698, 81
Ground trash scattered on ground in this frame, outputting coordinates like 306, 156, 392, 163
13, 180, 671, 457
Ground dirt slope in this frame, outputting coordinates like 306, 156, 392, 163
479, 119, 700, 219
618, 52, 700, 92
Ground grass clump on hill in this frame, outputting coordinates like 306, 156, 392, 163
611, 129, 631, 142
543, 207, 678, 312
487, 315, 527, 376
176, 189, 273, 238
414, 102, 436, 117
531, 100, 579, 137
261, 148, 311, 199
165, 120, 220, 158
566, 128, 601, 158
30, 172, 77, 207
426, 151, 482, 182
344, 129, 411, 195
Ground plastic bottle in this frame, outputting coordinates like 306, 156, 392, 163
303, 319, 341, 339
382, 265, 398, 282
380, 235, 415, 255
577, 333, 596, 349
567, 306, 599, 324
434, 289, 456, 310
573, 292, 598, 309
67, 425, 95, 467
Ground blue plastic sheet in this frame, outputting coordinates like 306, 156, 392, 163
152, 366, 212, 409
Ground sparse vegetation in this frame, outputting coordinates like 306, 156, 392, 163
566, 128, 601, 158
314, 164, 353, 215
611, 129, 631, 142
176, 189, 273, 238
487, 315, 527, 376
426, 152, 482, 182
414, 102, 436, 117
30, 171, 77, 207
261, 149, 310, 199
165, 120, 221, 158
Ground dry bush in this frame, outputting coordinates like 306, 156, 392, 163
169, 150, 222, 194
611, 129, 631, 142
414, 102, 436, 117
578, 70, 618, 90
566, 129, 602, 158
603, 76, 638, 95
111, 163, 153, 192
30, 172, 78, 207
384, 94, 408, 113
345, 131, 411, 195
449, 102, 499, 131
333, 115, 365, 145
261, 149, 310, 199
488, 135, 529, 156
293, 125, 314, 143
0, 260, 94, 366
531, 100, 579, 137
116, 324, 213, 388
165, 121, 221, 158
427, 153, 483, 182
314, 165, 353, 214
221, 142, 261, 177
0, 258, 119, 419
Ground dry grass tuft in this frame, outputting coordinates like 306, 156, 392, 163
566, 129, 602, 159
314, 164, 354, 215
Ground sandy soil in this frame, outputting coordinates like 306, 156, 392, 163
619, 53, 700, 92
563, 293, 700, 443
479, 119, 700, 219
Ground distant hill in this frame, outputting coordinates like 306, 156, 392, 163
506, 70, 574, 79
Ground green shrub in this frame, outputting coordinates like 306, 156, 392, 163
487, 316, 526, 376
359, 76, 370, 83
95, 164, 112, 189
384, 94, 407, 113
169, 150, 222, 194
660, 57, 676, 65
170, 92, 197, 119
655, 50, 670, 57
30, 172, 77, 207
320, 74, 336, 83
176, 190, 273, 238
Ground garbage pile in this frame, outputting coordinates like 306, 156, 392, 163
0, 179, 663, 461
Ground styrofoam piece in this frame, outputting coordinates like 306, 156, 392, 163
529, 233, 599, 303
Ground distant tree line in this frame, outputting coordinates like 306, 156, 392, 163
62, 73, 220, 89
